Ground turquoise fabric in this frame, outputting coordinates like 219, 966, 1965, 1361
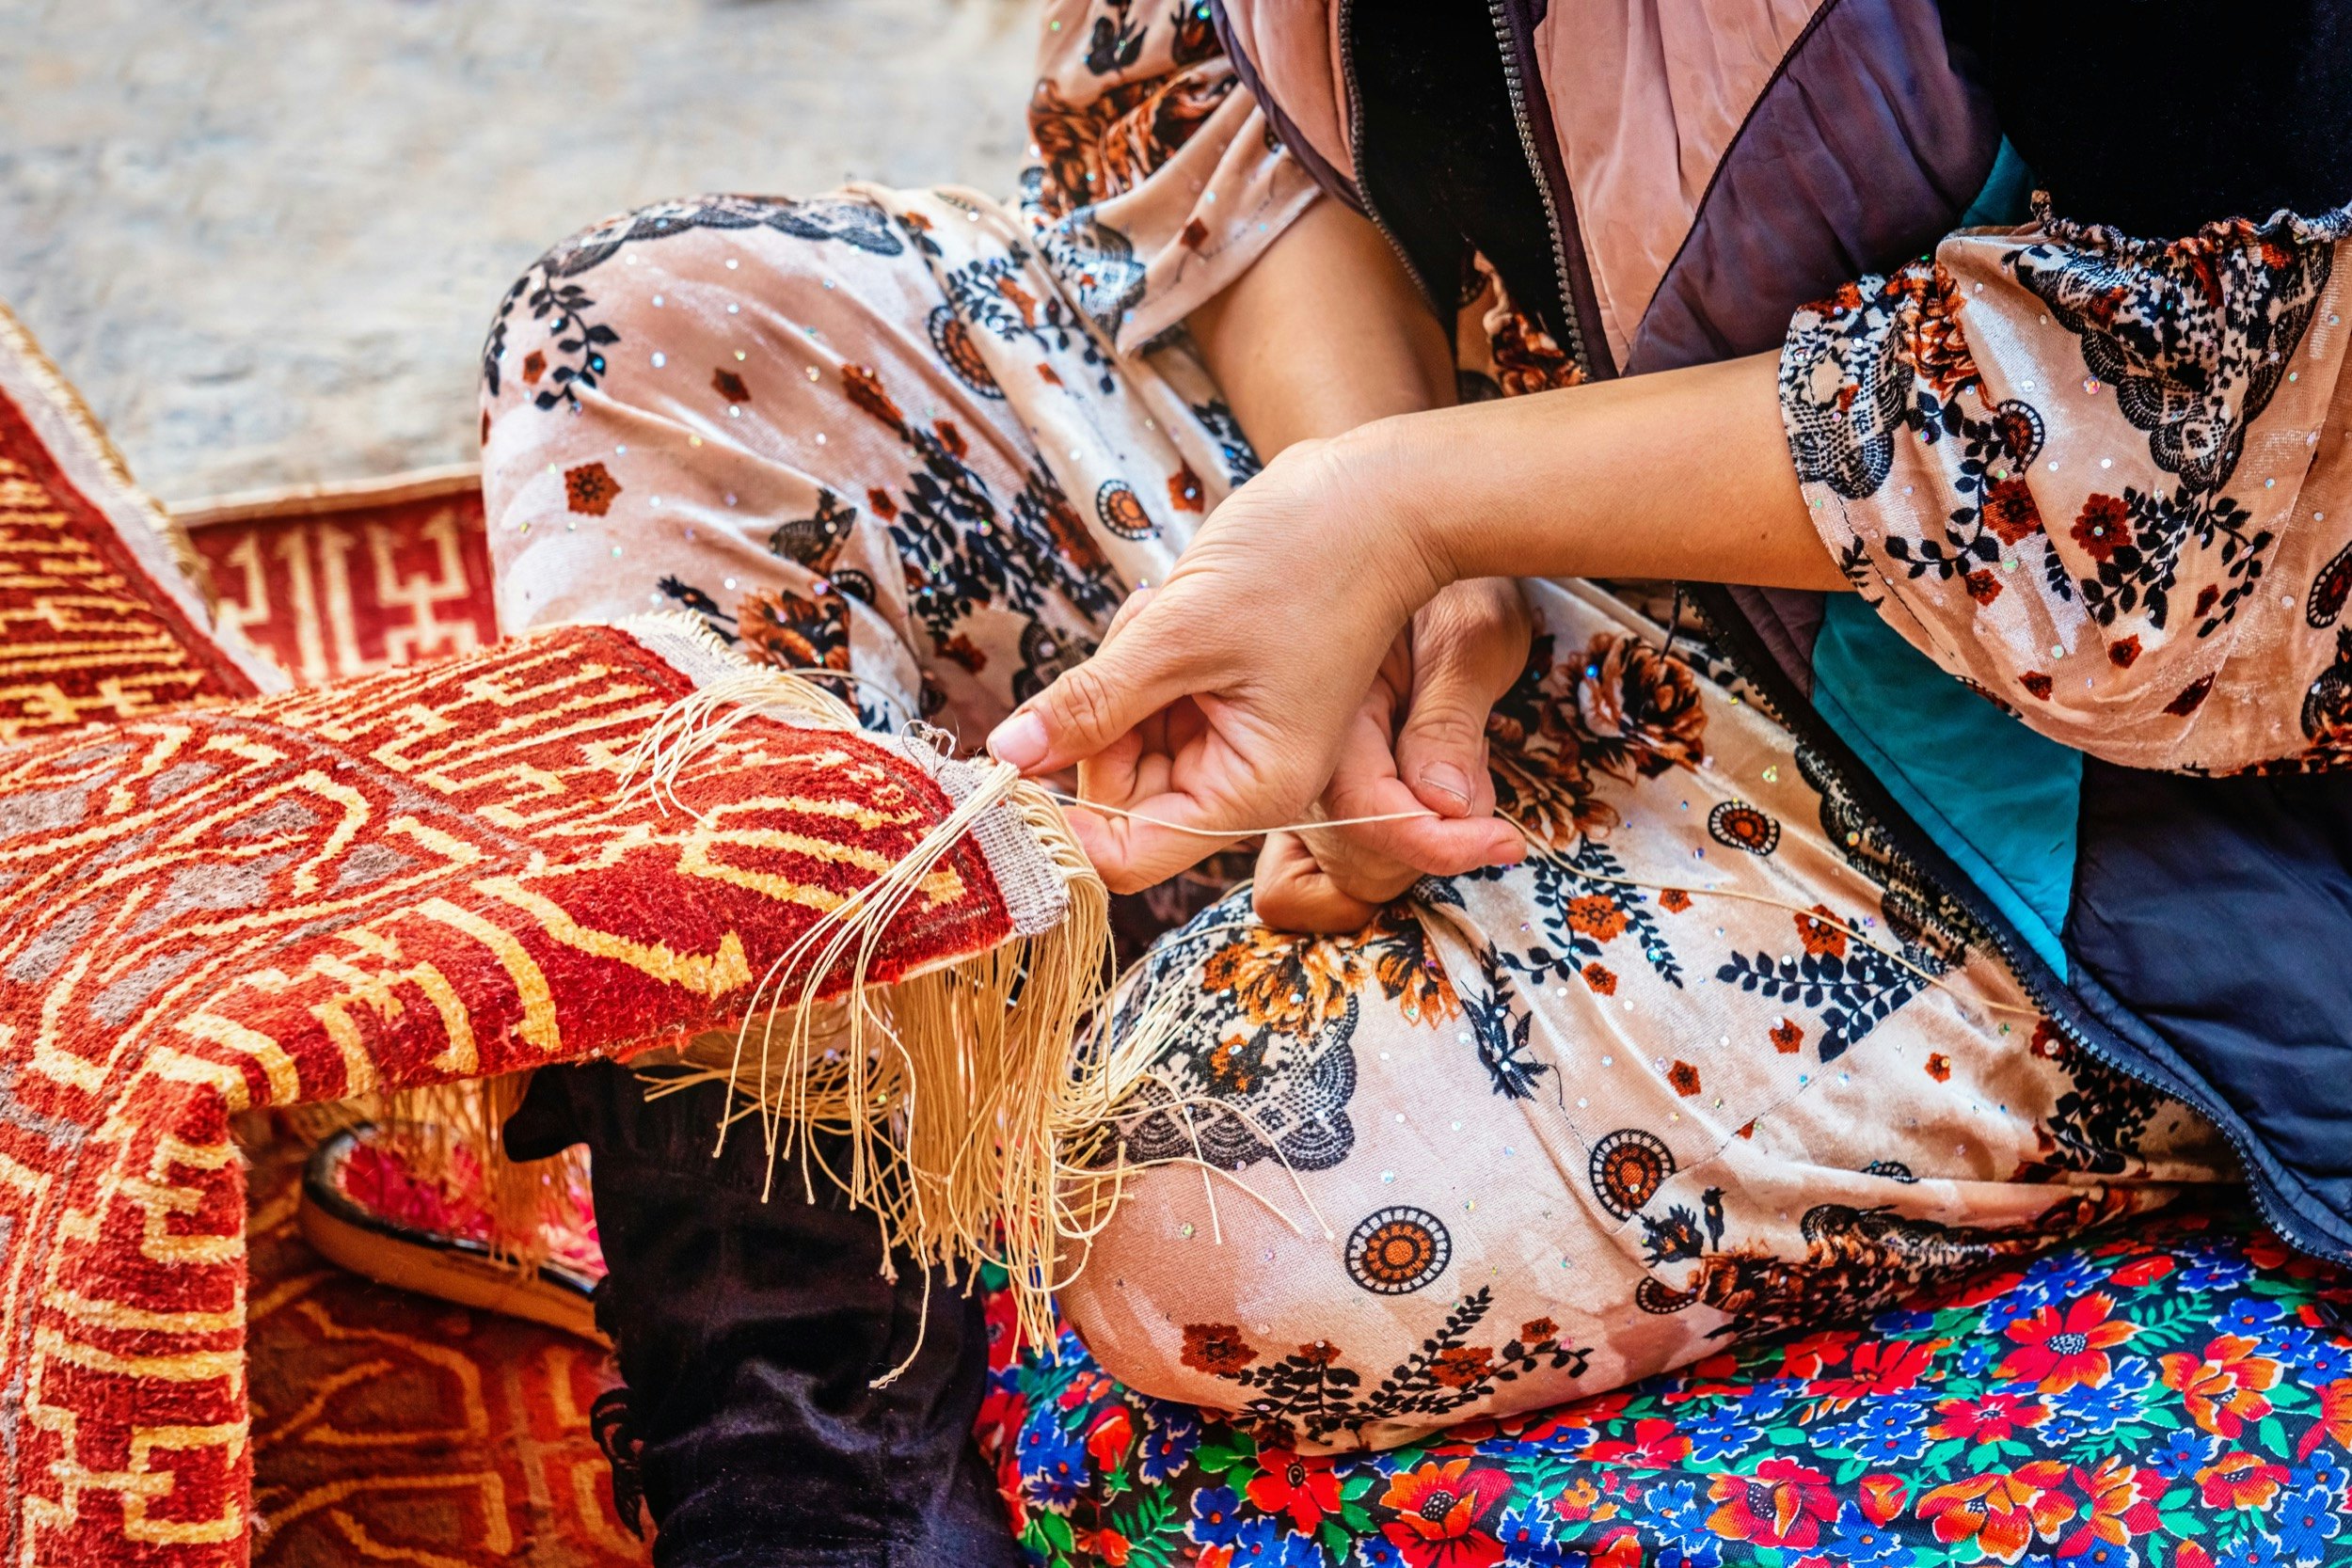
1958, 135, 2034, 229
1809, 595, 2079, 976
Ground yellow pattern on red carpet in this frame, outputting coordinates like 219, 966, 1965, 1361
246, 1141, 646, 1566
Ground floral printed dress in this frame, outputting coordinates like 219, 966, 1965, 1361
479, 1, 2243, 1452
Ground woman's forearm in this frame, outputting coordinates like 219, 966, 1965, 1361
1186, 198, 1455, 456
1355, 351, 1850, 595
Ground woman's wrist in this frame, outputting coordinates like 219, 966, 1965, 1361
1317, 413, 1467, 616
1321, 357, 1849, 596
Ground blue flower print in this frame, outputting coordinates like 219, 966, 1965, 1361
1019, 1422, 1087, 1508
1189, 1486, 1247, 1547
2150, 1428, 2220, 1481
2274, 1480, 2343, 1564
1495, 1502, 1556, 1556
2218, 1296, 2292, 1335
1136, 1405, 1200, 1481
1827, 1503, 1911, 1568
1226, 1517, 1286, 1567
2176, 1253, 2257, 1293
1646, 1479, 1723, 1568
2214, 1533, 2291, 1568
2040, 1358, 2153, 1444
2302, 1338, 2352, 1383
1821, 1399, 1934, 1464
1682, 1394, 1779, 1465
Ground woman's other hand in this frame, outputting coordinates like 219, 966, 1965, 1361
1252, 577, 1531, 932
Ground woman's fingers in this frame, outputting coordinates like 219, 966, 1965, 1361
1304, 578, 1529, 878
988, 646, 1166, 774
1395, 578, 1532, 819
1324, 765, 1523, 875
1252, 832, 1387, 934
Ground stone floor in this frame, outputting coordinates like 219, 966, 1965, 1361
1, 0, 1031, 505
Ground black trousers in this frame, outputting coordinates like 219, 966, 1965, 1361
505, 1062, 1020, 1568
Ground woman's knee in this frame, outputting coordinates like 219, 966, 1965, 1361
480, 191, 921, 414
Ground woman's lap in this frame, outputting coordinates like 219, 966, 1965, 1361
481, 184, 2231, 1450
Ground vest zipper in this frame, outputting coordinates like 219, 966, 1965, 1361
1679, 583, 2344, 1264
1333, 0, 1443, 320
1483, 0, 1606, 380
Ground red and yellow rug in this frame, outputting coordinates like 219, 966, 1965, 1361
0, 302, 1089, 1567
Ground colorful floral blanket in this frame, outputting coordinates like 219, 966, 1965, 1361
981, 1207, 2352, 1568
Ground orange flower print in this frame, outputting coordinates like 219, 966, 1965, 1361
1916, 1463, 2076, 1562
1378, 1459, 1515, 1568
993, 276, 1040, 326
2071, 493, 2132, 562
1964, 569, 2004, 604
2300, 1377, 2352, 1459
1362, 905, 1460, 1024
1179, 1323, 1258, 1376
1428, 1346, 1495, 1389
1793, 905, 1847, 958
2058, 1457, 2165, 1557
520, 349, 547, 384
564, 461, 622, 516
2108, 634, 2142, 668
1585, 1418, 1690, 1470
1247, 1449, 1342, 1537
1805, 1338, 1942, 1411
1857, 1473, 1909, 1527
739, 586, 850, 673
1564, 895, 1627, 942
1981, 476, 2044, 545
1896, 261, 1981, 397
1581, 962, 1617, 995
1997, 1293, 2138, 1394
1200, 927, 1358, 1037
2194, 1451, 2289, 1511
1704, 1457, 1837, 1549
1779, 1331, 1854, 1380
711, 367, 751, 403
1168, 464, 1205, 513
1658, 887, 1692, 913
1576, 633, 1708, 780
1926, 1391, 2046, 1445
1770, 1019, 1804, 1054
1588, 1528, 1643, 1568
2020, 670, 2056, 700
1667, 1061, 1701, 1097
2159, 1334, 2283, 1438
1926, 1053, 1952, 1082
1550, 1478, 1603, 1523
1084, 1407, 1133, 1472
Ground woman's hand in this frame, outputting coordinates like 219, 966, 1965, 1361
986, 436, 1518, 892
988, 356, 1848, 895
1252, 577, 1531, 932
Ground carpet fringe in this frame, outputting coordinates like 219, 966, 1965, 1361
382, 657, 1184, 1350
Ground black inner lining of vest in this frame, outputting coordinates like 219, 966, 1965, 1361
1349, 0, 1566, 334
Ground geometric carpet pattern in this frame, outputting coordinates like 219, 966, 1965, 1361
246, 1136, 644, 1567
182, 469, 499, 689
